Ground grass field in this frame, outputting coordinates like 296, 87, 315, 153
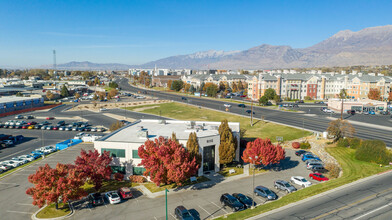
124, 102, 310, 142
143, 176, 210, 193
215, 146, 392, 219
218, 166, 244, 177
36, 203, 71, 219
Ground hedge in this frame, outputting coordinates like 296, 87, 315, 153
355, 140, 392, 165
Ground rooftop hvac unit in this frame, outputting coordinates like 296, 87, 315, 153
137, 130, 148, 138
159, 120, 166, 124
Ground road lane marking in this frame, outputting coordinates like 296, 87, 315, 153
6, 210, 34, 214
198, 205, 213, 217
16, 203, 33, 206
353, 202, 392, 220
0, 149, 31, 160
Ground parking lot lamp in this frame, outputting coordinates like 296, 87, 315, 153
165, 188, 169, 220
250, 155, 258, 209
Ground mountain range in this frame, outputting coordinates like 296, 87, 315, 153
54, 25, 392, 70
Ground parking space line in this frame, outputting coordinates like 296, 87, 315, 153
154, 216, 158, 220
6, 210, 34, 214
198, 205, 213, 217
211, 202, 228, 214
16, 203, 33, 206
170, 213, 176, 219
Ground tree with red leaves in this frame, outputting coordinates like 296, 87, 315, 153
242, 138, 285, 166
74, 149, 112, 190
26, 163, 86, 209
388, 91, 392, 102
138, 136, 199, 186
368, 88, 381, 100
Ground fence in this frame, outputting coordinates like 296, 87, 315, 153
0, 103, 63, 118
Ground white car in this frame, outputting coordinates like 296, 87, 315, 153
16, 121, 26, 126
99, 108, 108, 112
38, 146, 56, 154
18, 155, 35, 162
291, 176, 312, 188
323, 109, 334, 113
0, 162, 11, 171
11, 157, 29, 164
105, 191, 121, 204
2, 160, 23, 168
224, 104, 231, 108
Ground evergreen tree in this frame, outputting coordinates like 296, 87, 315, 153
60, 84, 69, 97
186, 132, 202, 166
218, 119, 237, 165
172, 132, 179, 144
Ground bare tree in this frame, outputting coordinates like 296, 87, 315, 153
327, 119, 355, 142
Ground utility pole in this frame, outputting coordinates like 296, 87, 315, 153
250, 99, 253, 126
340, 98, 343, 120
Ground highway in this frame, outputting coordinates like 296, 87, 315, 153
250, 171, 392, 220
117, 78, 392, 147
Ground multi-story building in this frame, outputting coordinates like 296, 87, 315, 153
182, 74, 252, 90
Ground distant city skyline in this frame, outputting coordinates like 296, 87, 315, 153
1, 0, 392, 67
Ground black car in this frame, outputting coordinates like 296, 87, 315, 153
238, 104, 246, 108
181, 97, 187, 100
57, 121, 65, 126
88, 193, 104, 206
174, 206, 195, 220
220, 193, 245, 212
246, 110, 255, 114
232, 193, 254, 208
295, 150, 308, 156
347, 110, 355, 115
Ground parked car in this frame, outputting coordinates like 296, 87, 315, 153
2, 160, 23, 168
35, 124, 42, 129
254, 186, 278, 200
302, 154, 321, 162
295, 150, 308, 156
381, 111, 390, 115
29, 153, 42, 159
104, 191, 121, 204
57, 121, 65, 126
97, 127, 105, 132
46, 126, 54, 130
290, 176, 312, 188
53, 126, 60, 130
26, 115, 34, 119
18, 155, 35, 162
41, 121, 50, 125
220, 193, 245, 212
11, 157, 28, 164
347, 110, 355, 115
27, 121, 37, 125
363, 111, 369, 115
274, 180, 297, 193
39, 146, 56, 154
3, 140, 13, 147
118, 187, 133, 200
22, 124, 29, 129
15, 115, 24, 119
16, 121, 26, 126
174, 206, 195, 220
238, 104, 246, 108
28, 125, 35, 129
0, 162, 11, 171
309, 173, 329, 181
90, 127, 97, 132
46, 117, 55, 120
307, 162, 324, 170
369, 111, 376, 115
232, 193, 254, 208
224, 104, 232, 108
88, 193, 104, 207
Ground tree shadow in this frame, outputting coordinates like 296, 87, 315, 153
263, 156, 299, 171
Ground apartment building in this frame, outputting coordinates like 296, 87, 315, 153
182, 74, 252, 90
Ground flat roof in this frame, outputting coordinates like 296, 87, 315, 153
0, 96, 42, 104
101, 119, 240, 143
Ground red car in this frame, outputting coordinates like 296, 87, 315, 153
53, 126, 59, 130
240, 95, 247, 98
27, 121, 37, 125
309, 173, 329, 181
118, 187, 133, 199
22, 125, 29, 129
46, 117, 55, 120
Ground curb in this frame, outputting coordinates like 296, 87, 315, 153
31, 202, 75, 220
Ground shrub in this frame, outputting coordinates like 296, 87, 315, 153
355, 140, 392, 165
325, 163, 341, 179
347, 137, 361, 149
300, 142, 311, 149
114, 173, 124, 181
129, 175, 146, 183
292, 142, 300, 149
337, 138, 349, 148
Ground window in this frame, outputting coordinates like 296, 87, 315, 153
101, 148, 125, 158
132, 150, 140, 159
111, 166, 126, 174
133, 167, 146, 175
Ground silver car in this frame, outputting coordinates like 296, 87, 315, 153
274, 180, 297, 193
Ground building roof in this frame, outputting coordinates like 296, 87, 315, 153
100, 119, 240, 143
0, 96, 42, 104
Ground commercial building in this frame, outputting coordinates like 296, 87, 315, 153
327, 98, 388, 112
0, 96, 44, 114
93, 119, 240, 177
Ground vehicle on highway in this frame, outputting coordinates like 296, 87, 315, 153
274, 180, 297, 193
105, 191, 121, 204
323, 109, 334, 113
295, 150, 308, 156
15, 115, 24, 119
246, 110, 255, 114
118, 187, 133, 200
347, 110, 355, 115
18, 155, 35, 162
174, 206, 195, 220
232, 193, 254, 208
238, 104, 246, 108
224, 104, 232, 108
88, 193, 104, 207
99, 108, 108, 112
220, 193, 245, 212
309, 173, 329, 181
254, 186, 278, 200
291, 176, 312, 188
46, 117, 55, 120
181, 97, 187, 100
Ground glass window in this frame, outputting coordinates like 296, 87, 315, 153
132, 150, 140, 159
133, 167, 146, 175
102, 148, 125, 158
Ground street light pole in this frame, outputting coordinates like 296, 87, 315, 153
250, 155, 258, 209
250, 99, 254, 126
165, 189, 169, 220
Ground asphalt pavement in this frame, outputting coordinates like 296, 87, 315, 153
117, 78, 392, 147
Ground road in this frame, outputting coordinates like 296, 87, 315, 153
251, 171, 392, 220
117, 78, 392, 147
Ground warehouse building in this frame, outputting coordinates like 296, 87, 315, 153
0, 96, 44, 114
93, 119, 240, 177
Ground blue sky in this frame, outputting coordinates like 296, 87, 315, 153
1, 0, 392, 67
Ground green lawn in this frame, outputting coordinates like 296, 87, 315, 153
215, 146, 392, 220
124, 102, 310, 142
219, 166, 244, 177
36, 203, 71, 219
143, 176, 210, 193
